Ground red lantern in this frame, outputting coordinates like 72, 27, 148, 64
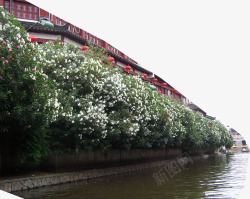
162, 83, 167, 87
82, 46, 89, 51
109, 56, 114, 62
29, 36, 37, 42
126, 65, 131, 71
142, 73, 147, 78
153, 78, 157, 83
173, 89, 177, 92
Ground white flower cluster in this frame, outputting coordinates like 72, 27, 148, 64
99, 72, 128, 107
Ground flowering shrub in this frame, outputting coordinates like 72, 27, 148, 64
0, 7, 53, 163
37, 39, 232, 152
0, 7, 233, 165
44, 40, 231, 151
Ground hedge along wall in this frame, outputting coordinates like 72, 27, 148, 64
0, 7, 233, 173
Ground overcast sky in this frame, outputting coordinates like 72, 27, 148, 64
22, 0, 250, 197
26, 0, 250, 139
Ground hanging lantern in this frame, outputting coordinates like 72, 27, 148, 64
153, 78, 157, 83
173, 89, 177, 92
126, 65, 131, 71
109, 56, 114, 62
162, 83, 167, 87
142, 73, 147, 78
82, 46, 89, 51
29, 36, 37, 42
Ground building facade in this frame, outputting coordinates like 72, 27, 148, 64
229, 128, 247, 150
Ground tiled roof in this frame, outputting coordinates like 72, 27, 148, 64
155, 74, 174, 88
187, 103, 206, 116
21, 21, 88, 44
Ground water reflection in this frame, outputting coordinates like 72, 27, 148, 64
15, 153, 249, 199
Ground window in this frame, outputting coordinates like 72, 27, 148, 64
29, 13, 32, 19
29, 5, 32, 12
168, 90, 171, 96
4, 1, 9, 9
11, 2, 15, 14
96, 39, 99, 45
17, 11, 21, 18
34, 7, 38, 13
93, 38, 95, 44
17, 3, 21, 10
34, 14, 38, 20
90, 36, 92, 42
49, 14, 53, 22
75, 27, 80, 33
23, 5, 26, 11
86, 33, 89, 40
22, 12, 26, 18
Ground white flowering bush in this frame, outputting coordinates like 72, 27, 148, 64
38, 40, 233, 152
166, 98, 233, 150
36, 42, 106, 151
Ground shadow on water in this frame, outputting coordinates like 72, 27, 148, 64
15, 153, 249, 199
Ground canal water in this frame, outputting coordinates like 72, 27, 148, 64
15, 153, 249, 199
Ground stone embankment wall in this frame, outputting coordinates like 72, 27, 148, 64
0, 158, 185, 193
0, 149, 215, 193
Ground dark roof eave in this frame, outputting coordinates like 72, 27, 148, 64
108, 51, 153, 75
187, 103, 206, 115
22, 22, 88, 45
206, 115, 216, 120
154, 74, 174, 89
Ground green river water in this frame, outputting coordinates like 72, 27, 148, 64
15, 153, 249, 199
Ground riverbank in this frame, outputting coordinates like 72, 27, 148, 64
15, 153, 249, 199
0, 152, 219, 193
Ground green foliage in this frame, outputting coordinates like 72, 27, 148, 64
0, 8, 53, 163
0, 7, 233, 165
